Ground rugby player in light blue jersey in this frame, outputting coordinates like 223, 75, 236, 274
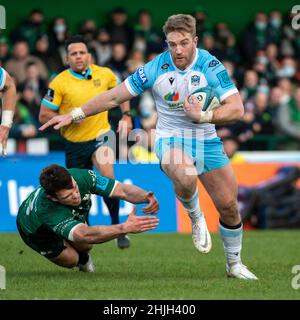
40, 14, 257, 280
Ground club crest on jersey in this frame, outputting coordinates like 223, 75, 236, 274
191, 75, 200, 86
93, 79, 101, 87
164, 91, 179, 102
137, 67, 148, 84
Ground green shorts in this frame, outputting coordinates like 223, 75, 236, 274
64, 130, 114, 169
16, 221, 65, 259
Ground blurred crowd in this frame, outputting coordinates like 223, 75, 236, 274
1, 7, 300, 158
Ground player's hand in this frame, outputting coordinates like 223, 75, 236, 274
183, 95, 203, 122
117, 115, 133, 137
39, 114, 73, 131
0, 125, 10, 157
123, 206, 159, 233
142, 191, 159, 214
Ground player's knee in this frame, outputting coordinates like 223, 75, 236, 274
218, 199, 239, 218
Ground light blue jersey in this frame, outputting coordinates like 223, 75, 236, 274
125, 49, 238, 140
0, 67, 7, 90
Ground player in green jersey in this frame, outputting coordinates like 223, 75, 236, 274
17, 164, 159, 272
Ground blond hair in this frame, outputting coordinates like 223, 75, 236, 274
163, 14, 196, 37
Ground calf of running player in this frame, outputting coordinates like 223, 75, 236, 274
40, 15, 258, 280
17, 164, 159, 272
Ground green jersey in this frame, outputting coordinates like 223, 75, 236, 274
17, 168, 116, 241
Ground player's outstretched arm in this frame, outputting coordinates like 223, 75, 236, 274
111, 182, 159, 214
39, 82, 134, 131
0, 72, 17, 156
72, 207, 159, 244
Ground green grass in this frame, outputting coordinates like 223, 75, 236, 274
0, 231, 300, 300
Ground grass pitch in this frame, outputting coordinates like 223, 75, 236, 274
0, 230, 300, 300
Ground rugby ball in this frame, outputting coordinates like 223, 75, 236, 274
189, 86, 220, 111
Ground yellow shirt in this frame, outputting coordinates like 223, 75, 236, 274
42, 64, 118, 142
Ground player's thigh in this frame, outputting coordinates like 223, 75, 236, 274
49, 240, 79, 268
92, 146, 115, 179
161, 148, 197, 190
199, 163, 238, 210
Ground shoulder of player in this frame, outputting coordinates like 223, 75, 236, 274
49, 69, 70, 85
91, 64, 114, 76
197, 49, 222, 72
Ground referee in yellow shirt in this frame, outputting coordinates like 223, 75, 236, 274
39, 35, 132, 249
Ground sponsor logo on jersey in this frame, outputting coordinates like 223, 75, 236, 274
208, 59, 220, 68
191, 75, 200, 86
217, 70, 232, 88
44, 88, 54, 102
164, 91, 179, 102
161, 63, 169, 70
169, 77, 175, 85
137, 67, 148, 84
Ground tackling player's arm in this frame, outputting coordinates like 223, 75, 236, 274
71, 206, 159, 244
0, 71, 17, 156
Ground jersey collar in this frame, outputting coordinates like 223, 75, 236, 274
169, 48, 198, 74
69, 67, 92, 79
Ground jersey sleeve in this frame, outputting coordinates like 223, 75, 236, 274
106, 68, 119, 89
42, 206, 83, 240
0, 67, 7, 90
203, 55, 238, 102
124, 57, 158, 96
80, 169, 117, 197
41, 76, 63, 111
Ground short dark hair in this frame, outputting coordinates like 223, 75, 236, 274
64, 35, 88, 53
39, 164, 73, 197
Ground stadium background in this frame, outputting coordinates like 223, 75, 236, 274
0, 0, 300, 302
0, 0, 300, 301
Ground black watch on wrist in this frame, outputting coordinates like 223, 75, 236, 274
122, 110, 133, 117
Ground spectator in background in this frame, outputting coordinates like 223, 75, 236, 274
276, 57, 297, 81
80, 19, 97, 44
48, 17, 70, 64
201, 32, 223, 59
18, 61, 47, 105
240, 70, 259, 102
11, 9, 45, 52
268, 11, 283, 46
265, 43, 280, 85
277, 88, 300, 143
0, 36, 10, 65
34, 34, 64, 74
106, 42, 129, 81
134, 10, 163, 55
242, 12, 271, 64
4, 40, 48, 83
193, 6, 210, 44
17, 85, 41, 127
10, 96, 38, 140
92, 29, 112, 66
277, 77, 294, 104
106, 7, 135, 52
222, 135, 245, 164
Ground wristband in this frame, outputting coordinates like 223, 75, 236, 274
1, 110, 14, 128
122, 110, 133, 117
198, 110, 213, 123
70, 107, 86, 122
